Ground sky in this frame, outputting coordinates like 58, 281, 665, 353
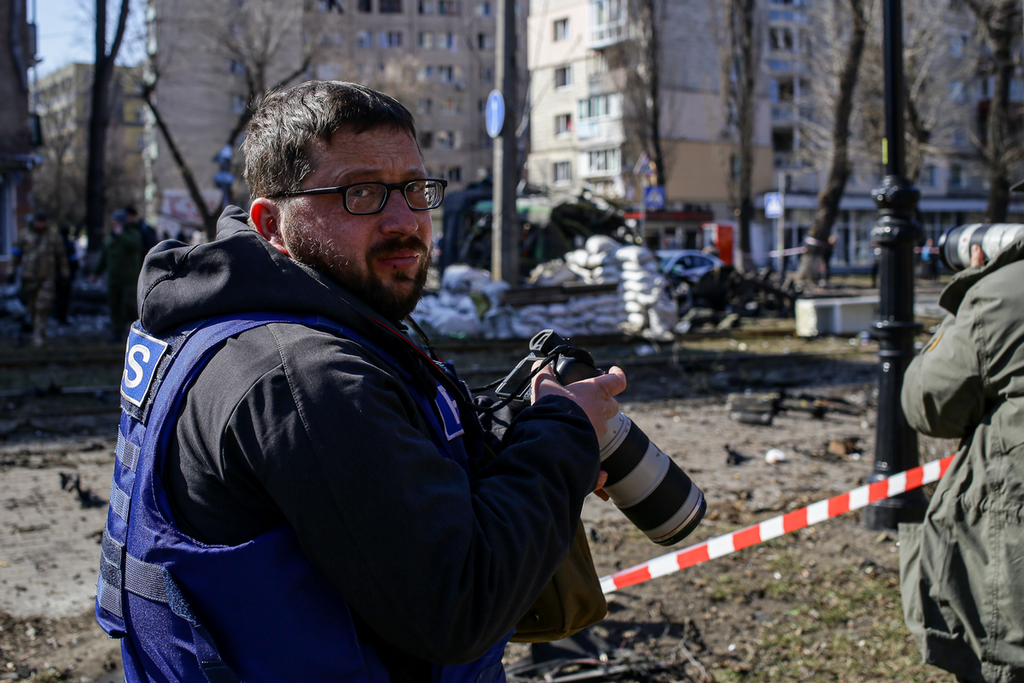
33, 0, 146, 78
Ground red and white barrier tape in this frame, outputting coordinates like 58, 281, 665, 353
599, 454, 954, 594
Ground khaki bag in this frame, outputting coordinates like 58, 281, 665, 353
511, 519, 608, 643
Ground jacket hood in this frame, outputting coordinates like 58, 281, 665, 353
939, 231, 1024, 315
137, 205, 406, 343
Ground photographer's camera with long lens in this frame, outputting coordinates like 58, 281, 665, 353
938, 223, 1024, 272
494, 330, 706, 547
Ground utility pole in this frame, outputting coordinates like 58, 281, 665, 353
863, 0, 928, 531
491, 0, 519, 284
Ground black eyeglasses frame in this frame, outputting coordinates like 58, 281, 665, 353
267, 178, 448, 215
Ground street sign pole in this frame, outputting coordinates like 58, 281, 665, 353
777, 173, 786, 274
491, 0, 518, 284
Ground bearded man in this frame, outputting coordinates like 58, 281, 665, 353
94, 80, 625, 683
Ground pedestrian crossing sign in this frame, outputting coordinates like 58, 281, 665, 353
764, 192, 784, 218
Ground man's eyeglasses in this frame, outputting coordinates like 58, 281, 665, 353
268, 179, 448, 215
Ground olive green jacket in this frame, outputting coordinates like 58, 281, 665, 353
900, 233, 1024, 683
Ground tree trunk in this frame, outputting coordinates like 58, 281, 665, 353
730, 0, 758, 273
141, 89, 219, 241
795, 0, 867, 284
963, 0, 1021, 223
84, 0, 130, 258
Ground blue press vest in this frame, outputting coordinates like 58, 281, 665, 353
95, 313, 510, 683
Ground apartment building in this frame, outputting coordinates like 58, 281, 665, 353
0, 0, 37, 277
765, 0, 1024, 269
145, 0, 526, 239
32, 63, 147, 228
526, 0, 775, 250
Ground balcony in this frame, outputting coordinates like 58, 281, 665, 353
588, 0, 627, 49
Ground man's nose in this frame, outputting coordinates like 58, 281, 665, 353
379, 189, 420, 233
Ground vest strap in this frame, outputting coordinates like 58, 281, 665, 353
116, 432, 140, 471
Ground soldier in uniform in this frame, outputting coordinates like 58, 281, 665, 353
93, 209, 143, 342
10, 212, 69, 347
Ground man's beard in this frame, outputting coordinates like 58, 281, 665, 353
287, 230, 431, 321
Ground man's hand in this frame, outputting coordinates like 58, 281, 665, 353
531, 364, 627, 440
970, 244, 985, 268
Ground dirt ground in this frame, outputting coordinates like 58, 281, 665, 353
0, 324, 961, 682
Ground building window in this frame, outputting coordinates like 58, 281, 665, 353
553, 161, 571, 183
379, 31, 403, 47
554, 65, 571, 88
419, 131, 433, 148
438, 65, 455, 82
315, 0, 344, 10
480, 67, 493, 83
418, 98, 433, 114
418, 31, 433, 48
232, 95, 247, 114
439, 99, 461, 115
578, 94, 612, 119
475, 1, 491, 16
438, 0, 460, 14
555, 113, 572, 136
437, 131, 459, 149
419, 65, 435, 81
444, 165, 462, 182
358, 0, 371, 11
772, 128, 794, 153
587, 148, 619, 173
418, 0, 433, 12
769, 26, 796, 52
554, 18, 569, 41
229, 59, 245, 75
477, 33, 494, 50
437, 32, 456, 49
919, 164, 937, 188
357, 31, 373, 47
949, 164, 964, 188
380, 0, 402, 11
730, 153, 741, 179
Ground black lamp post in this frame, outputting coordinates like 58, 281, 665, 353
863, 0, 929, 531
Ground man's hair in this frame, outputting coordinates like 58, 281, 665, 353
242, 81, 418, 200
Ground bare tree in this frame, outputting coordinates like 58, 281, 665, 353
85, 0, 132, 256
719, 0, 761, 273
617, 0, 665, 189
794, 0, 869, 283
143, 0, 314, 241
34, 95, 83, 228
853, 0, 976, 186
963, 0, 1022, 222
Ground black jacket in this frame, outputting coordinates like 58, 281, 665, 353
137, 206, 601, 670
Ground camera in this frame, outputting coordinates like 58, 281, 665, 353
938, 223, 1024, 272
495, 330, 706, 547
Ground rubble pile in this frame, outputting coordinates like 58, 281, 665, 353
413, 236, 678, 340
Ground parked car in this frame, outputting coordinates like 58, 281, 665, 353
656, 249, 724, 285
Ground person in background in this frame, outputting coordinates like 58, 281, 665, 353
93, 209, 142, 341
9, 212, 69, 347
123, 205, 158, 256
53, 224, 79, 325
899, 233, 1024, 683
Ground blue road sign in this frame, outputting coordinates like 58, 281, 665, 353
485, 90, 505, 139
764, 192, 784, 218
644, 185, 665, 211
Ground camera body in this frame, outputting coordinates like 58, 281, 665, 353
938, 223, 1024, 272
496, 330, 706, 547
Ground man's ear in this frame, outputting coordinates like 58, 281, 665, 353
250, 199, 290, 256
